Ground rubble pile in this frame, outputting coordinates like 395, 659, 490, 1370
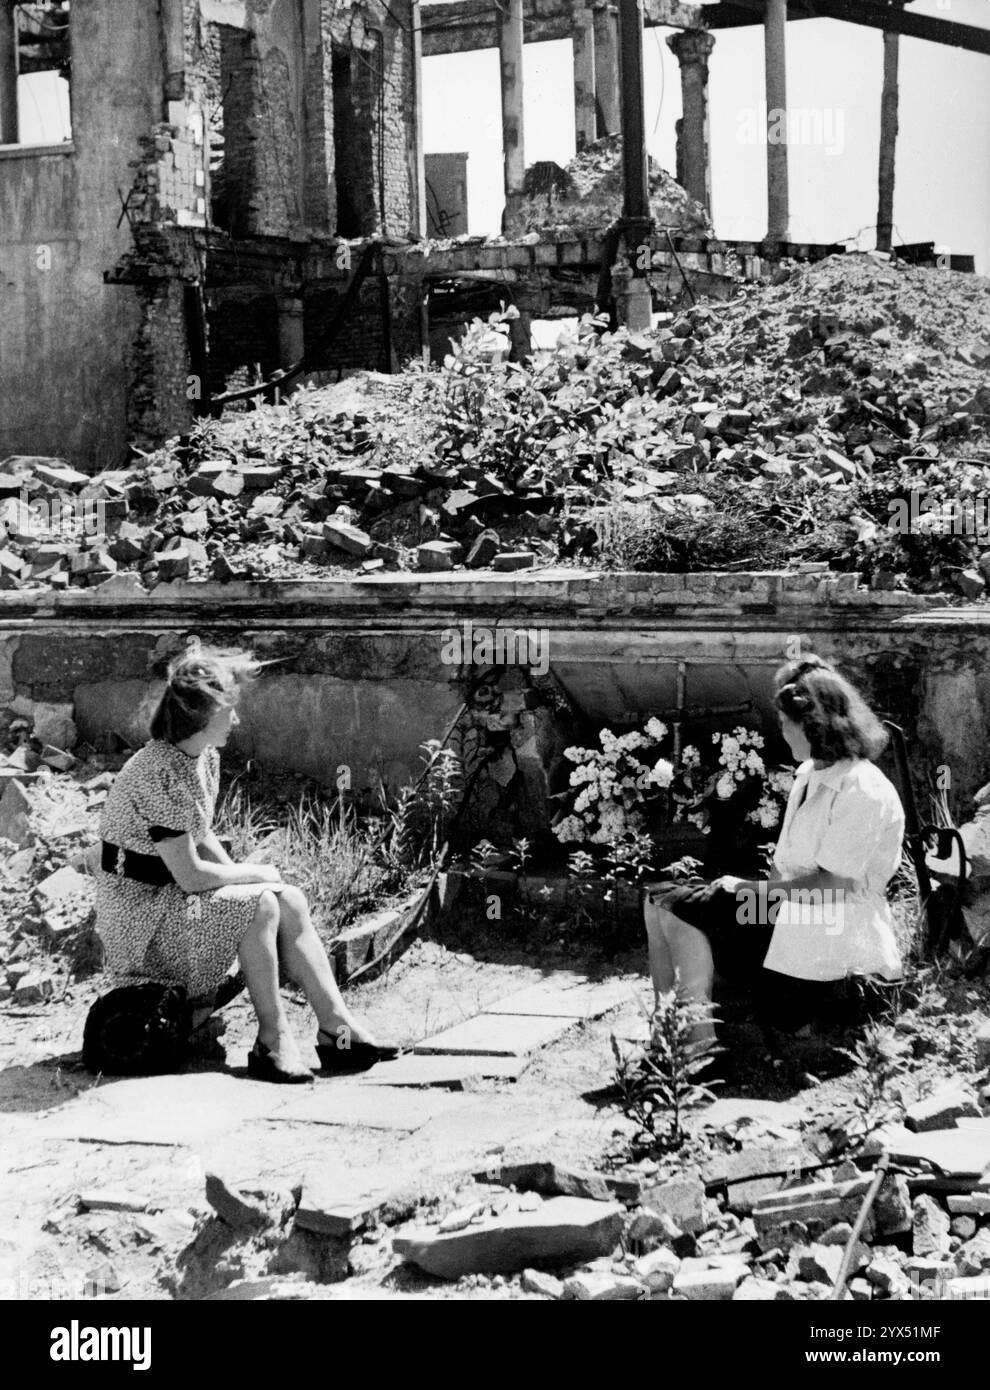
379, 1104, 990, 1301
0, 745, 115, 1004
83, 1095, 990, 1301
516, 135, 714, 238
0, 256, 988, 593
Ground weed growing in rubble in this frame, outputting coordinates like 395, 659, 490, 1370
838, 1021, 910, 1133
610, 992, 721, 1152
388, 740, 462, 869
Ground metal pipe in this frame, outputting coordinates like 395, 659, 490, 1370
831, 1155, 890, 1300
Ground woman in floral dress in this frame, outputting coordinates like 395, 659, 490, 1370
95, 645, 395, 1082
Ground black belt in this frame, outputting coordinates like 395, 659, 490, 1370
101, 842, 176, 887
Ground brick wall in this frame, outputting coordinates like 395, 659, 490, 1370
127, 280, 195, 452
326, 0, 416, 239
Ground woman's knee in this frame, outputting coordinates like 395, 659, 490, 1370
646, 902, 685, 944
275, 885, 310, 935
250, 889, 280, 938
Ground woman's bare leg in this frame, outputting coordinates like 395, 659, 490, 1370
273, 887, 381, 1047
655, 905, 716, 1048
237, 890, 305, 1065
644, 897, 676, 997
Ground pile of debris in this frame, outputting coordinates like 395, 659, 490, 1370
0, 745, 112, 1005
0, 256, 988, 593
516, 135, 713, 238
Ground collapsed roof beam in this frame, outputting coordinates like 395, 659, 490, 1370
706, 0, 990, 56
421, 0, 704, 56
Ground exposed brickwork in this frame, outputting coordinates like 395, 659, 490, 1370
127, 280, 195, 452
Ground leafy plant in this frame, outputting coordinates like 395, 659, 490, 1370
838, 1021, 910, 1132
610, 991, 721, 1151
388, 740, 463, 869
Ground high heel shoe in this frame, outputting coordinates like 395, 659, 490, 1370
315, 1028, 400, 1073
247, 1038, 314, 1085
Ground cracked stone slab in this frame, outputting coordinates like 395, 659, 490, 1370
269, 1083, 469, 1132
355, 1054, 527, 1088
35, 1073, 287, 1147
481, 977, 636, 1020
296, 1164, 428, 1238
875, 1119, 990, 1179
412, 1012, 576, 1057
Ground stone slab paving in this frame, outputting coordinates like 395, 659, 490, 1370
411, 1012, 576, 1058
355, 1054, 526, 1088
480, 977, 635, 1019
269, 1081, 470, 1132
34, 1073, 286, 1147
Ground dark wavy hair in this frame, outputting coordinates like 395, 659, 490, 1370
149, 644, 257, 744
772, 654, 888, 762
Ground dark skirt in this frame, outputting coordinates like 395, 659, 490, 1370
644, 879, 897, 1032
645, 879, 776, 984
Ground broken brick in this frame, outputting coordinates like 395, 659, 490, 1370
324, 520, 373, 558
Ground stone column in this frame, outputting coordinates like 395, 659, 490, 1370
666, 29, 715, 214
618, 0, 651, 332
593, 2, 620, 139
498, 0, 525, 234
276, 297, 305, 375
876, 13, 903, 254
0, 0, 19, 146
410, 0, 427, 237
763, 0, 789, 244
573, 7, 597, 152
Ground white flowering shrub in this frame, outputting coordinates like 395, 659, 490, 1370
554, 720, 795, 873
673, 727, 794, 836
554, 717, 674, 850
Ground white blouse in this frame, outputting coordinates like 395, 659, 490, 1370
762, 757, 905, 982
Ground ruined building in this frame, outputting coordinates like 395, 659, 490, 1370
1, 0, 426, 469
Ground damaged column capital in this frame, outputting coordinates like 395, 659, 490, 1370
666, 27, 715, 216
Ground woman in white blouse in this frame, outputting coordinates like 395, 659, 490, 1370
644, 655, 906, 1044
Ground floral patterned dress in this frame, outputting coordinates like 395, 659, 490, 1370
95, 740, 258, 999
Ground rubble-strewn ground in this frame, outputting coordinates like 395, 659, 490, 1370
3, 892, 990, 1301
2, 255, 989, 596
3, 750, 990, 1305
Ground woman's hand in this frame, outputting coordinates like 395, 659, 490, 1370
712, 875, 747, 894
249, 863, 283, 885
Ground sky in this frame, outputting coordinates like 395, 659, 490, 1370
423, 0, 990, 274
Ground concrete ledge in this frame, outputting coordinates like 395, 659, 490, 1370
330, 889, 426, 986
0, 572, 950, 629
0, 142, 75, 160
